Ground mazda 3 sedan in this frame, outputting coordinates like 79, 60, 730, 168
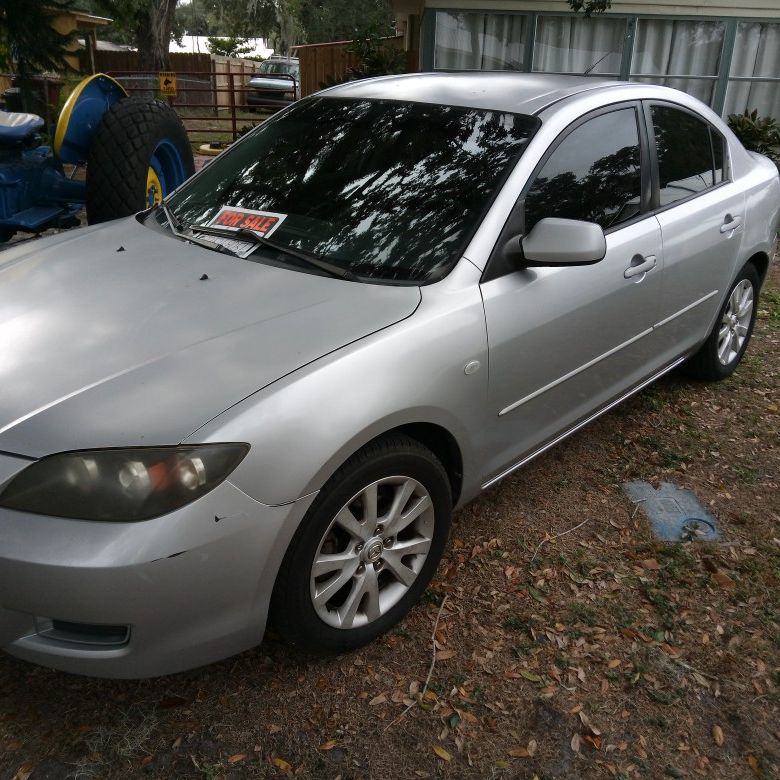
1, 73, 778, 678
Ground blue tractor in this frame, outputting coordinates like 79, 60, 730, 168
0, 73, 194, 243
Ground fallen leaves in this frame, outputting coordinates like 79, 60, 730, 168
578, 710, 601, 736
271, 756, 291, 772
508, 739, 537, 758
519, 670, 542, 683
712, 570, 736, 589
12, 763, 33, 780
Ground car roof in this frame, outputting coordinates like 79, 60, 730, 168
319, 72, 631, 115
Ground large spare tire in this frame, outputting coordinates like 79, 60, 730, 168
85, 96, 194, 224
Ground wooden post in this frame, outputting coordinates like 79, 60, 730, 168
211, 57, 217, 117
228, 70, 237, 141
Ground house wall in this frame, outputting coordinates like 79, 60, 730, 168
417, 1, 779, 15
392, 0, 780, 119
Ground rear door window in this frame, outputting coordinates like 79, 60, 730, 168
650, 105, 723, 206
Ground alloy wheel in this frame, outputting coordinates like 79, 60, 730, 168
310, 476, 435, 629
717, 279, 754, 366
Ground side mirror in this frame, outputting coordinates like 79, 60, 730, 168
518, 217, 607, 266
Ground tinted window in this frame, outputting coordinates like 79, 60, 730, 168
524, 108, 642, 232
651, 105, 717, 205
168, 97, 538, 284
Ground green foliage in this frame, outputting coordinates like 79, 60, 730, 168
206, 36, 255, 57
174, 0, 277, 39
319, 28, 405, 90
567, 0, 612, 16
347, 29, 404, 77
728, 109, 780, 167
291, 0, 394, 44
0, 0, 77, 74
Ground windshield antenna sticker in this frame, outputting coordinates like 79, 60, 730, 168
208, 206, 287, 238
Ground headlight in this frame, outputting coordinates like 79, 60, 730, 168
0, 444, 249, 521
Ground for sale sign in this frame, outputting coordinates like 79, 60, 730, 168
208, 206, 287, 238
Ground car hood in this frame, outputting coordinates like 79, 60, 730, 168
0, 218, 420, 458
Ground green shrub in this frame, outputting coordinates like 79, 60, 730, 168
728, 109, 780, 169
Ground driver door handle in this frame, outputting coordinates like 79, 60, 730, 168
624, 254, 657, 279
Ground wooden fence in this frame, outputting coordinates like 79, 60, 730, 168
79, 50, 212, 74
297, 36, 415, 98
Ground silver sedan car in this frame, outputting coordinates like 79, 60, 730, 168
1, 74, 778, 678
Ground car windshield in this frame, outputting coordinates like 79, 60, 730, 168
166, 96, 539, 283
259, 61, 297, 75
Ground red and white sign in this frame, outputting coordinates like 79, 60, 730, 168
208, 206, 287, 238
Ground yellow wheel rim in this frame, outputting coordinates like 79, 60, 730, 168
146, 167, 163, 207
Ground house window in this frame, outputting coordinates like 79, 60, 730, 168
433, 11, 527, 70
532, 16, 626, 76
429, 10, 778, 120
723, 22, 780, 120
630, 19, 725, 105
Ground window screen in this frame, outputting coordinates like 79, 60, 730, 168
524, 108, 642, 232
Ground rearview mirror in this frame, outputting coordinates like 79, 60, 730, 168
520, 217, 606, 266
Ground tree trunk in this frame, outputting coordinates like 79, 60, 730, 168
274, 0, 298, 56
136, 0, 178, 71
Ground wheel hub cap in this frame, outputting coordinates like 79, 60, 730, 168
364, 538, 384, 563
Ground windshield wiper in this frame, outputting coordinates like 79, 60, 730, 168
195, 224, 359, 281
153, 202, 246, 258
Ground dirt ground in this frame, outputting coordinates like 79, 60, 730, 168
1, 257, 778, 780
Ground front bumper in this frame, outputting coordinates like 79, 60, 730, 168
0, 454, 316, 678
246, 91, 295, 109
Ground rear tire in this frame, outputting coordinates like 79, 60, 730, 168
683, 263, 760, 381
85, 97, 194, 224
271, 435, 452, 654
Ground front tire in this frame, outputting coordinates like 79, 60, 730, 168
684, 263, 760, 381
271, 435, 452, 654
